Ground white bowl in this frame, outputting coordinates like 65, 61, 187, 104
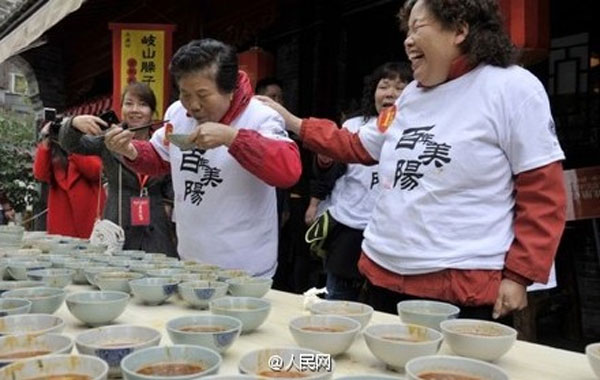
364, 323, 443, 371
0, 298, 31, 316
226, 277, 273, 298
7, 261, 51, 280
120, 345, 221, 380
440, 319, 517, 361
95, 271, 143, 293
130, 277, 179, 305
166, 314, 242, 353
172, 273, 218, 282
216, 269, 249, 282
0, 280, 44, 295
146, 269, 185, 279
210, 297, 271, 333
586, 343, 600, 379
1, 287, 65, 314
66, 291, 129, 326
178, 281, 228, 309
397, 300, 460, 330
309, 300, 373, 330
76, 325, 162, 377
0, 313, 64, 336
289, 315, 360, 355
335, 376, 401, 380
239, 347, 334, 379
0, 354, 108, 380
84, 266, 115, 285
26, 268, 74, 288
405, 355, 509, 380
0, 333, 73, 367
64, 259, 92, 284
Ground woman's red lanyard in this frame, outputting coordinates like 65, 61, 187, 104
131, 174, 151, 226
137, 174, 149, 196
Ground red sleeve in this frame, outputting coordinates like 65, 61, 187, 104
125, 140, 171, 176
228, 129, 302, 188
33, 144, 52, 183
503, 161, 567, 285
69, 154, 103, 182
300, 118, 376, 165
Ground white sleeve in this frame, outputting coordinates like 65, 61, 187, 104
149, 103, 176, 161
501, 84, 565, 174
256, 110, 293, 143
358, 115, 389, 161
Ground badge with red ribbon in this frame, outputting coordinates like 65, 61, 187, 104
377, 105, 397, 133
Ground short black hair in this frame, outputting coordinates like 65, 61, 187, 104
255, 77, 283, 95
169, 38, 238, 93
360, 61, 413, 122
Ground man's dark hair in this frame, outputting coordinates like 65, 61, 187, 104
399, 0, 516, 68
255, 77, 283, 95
169, 38, 238, 93
359, 61, 413, 122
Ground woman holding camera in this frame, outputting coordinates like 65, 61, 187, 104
58, 82, 177, 256
33, 122, 105, 238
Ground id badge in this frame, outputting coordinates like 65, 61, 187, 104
131, 197, 151, 226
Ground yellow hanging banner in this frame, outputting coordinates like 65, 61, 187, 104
109, 23, 176, 120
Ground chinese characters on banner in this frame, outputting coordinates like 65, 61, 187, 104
109, 23, 176, 119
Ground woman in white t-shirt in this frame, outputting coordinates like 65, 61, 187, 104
309, 62, 412, 301
259, 0, 566, 320
100, 39, 302, 277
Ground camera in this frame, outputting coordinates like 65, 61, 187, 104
43, 107, 63, 138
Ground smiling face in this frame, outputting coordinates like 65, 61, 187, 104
404, 0, 467, 87
178, 66, 233, 123
374, 77, 406, 113
121, 92, 153, 128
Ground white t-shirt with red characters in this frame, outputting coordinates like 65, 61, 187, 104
358, 64, 565, 276
328, 116, 380, 230
150, 99, 291, 277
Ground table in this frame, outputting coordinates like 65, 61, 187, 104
56, 286, 595, 379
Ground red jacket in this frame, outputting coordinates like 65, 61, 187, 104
33, 144, 106, 238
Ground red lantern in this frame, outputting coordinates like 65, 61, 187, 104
238, 47, 275, 90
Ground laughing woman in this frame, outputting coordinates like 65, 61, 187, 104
259, 0, 566, 319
